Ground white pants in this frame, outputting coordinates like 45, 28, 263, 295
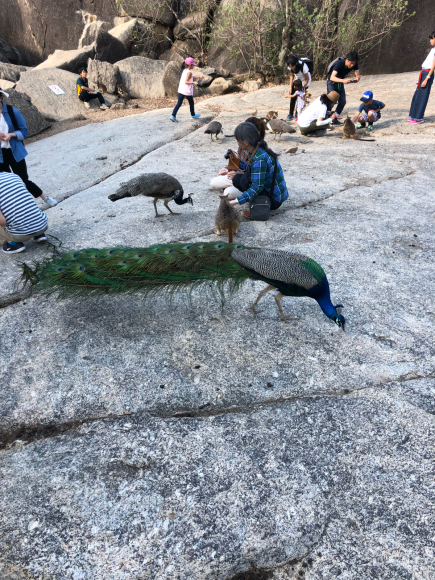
210, 175, 242, 200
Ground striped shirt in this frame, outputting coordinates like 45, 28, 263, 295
237, 148, 289, 205
0, 172, 48, 236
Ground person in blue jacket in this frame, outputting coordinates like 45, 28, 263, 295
0, 89, 57, 207
351, 90, 385, 131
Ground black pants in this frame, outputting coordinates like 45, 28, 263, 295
79, 91, 105, 105
289, 82, 297, 116
327, 80, 346, 115
270, 198, 282, 210
0, 148, 43, 198
172, 93, 195, 117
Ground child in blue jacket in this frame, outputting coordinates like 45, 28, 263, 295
352, 90, 385, 131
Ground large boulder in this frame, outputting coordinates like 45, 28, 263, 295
108, 18, 140, 49
34, 46, 95, 73
118, 0, 176, 27
162, 60, 183, 97
2, 89, 51, 136
242, 80, 262, 92
0, 63, 30, 83
79, 21, 129, 64
116, 56, 167, 98
15, 68, 87, 122
0, 2, 118, 66
87, 59, 119, 94
0, 79, 16, 91
0, 36, 21, 64
173, 12, 208, 41
207, 77, 239, 95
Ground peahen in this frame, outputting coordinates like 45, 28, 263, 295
108, 173, 193, 218
21, 242, 345, 329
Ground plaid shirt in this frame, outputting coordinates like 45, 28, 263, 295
236, 148, 289, 205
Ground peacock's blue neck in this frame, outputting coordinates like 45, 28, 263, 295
315, 284, 337, 320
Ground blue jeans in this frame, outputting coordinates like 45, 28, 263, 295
327, 80, 346, 115
172, 93, 195, 117
409, 70, 434, 121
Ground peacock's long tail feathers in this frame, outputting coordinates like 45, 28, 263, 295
20, 242, 253, 301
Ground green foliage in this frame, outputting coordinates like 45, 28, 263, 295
210, 0, 286, 76
289, 0, 415, 77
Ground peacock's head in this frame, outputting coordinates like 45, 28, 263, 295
332, 304, 345, 331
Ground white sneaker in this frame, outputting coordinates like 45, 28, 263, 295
100, 104, 109, 110
84, 102, 90, 109
44, 196, 58, 207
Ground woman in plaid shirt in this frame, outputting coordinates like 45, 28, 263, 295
228, 122, 288, 219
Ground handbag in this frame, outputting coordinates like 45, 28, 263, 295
249, 159, 278, 222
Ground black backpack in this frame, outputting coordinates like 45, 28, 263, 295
299, 57, 314, 75
5, 104, 24, 144
327, 57, 344, 77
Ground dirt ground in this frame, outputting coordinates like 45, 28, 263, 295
25, 94, 224, 145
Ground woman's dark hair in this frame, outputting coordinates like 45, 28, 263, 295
320, 94, 335, 111
235, 122, 279, 159
293, 79, 303, 90
287, 55, 303, 73
429, 31, 435, 39
79, 67, 87, 74
346, 51, 358, 62
245, 116, 266, 140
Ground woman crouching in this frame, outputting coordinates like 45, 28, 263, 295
227, 122, 288, 219
297, 91, 339, 136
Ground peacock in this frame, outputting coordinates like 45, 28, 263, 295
20, 242, 345, 329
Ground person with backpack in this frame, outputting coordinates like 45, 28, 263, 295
0, 89, 57, 207
286, 55, 313, 121
326, 51, 360, 125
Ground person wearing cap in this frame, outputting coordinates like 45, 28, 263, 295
408, 31, 435, 124
0, 89, 57, 207
352, 91, 385, 131
297, 91, 340, 136
327, 51, 360, 125
76, 68, 109, 110
170, 58, 205, 123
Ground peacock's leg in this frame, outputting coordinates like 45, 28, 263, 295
250, 284, 275, 316
153, 198, 163, 218
164, 200, 180, 216
274, 292, 299, 322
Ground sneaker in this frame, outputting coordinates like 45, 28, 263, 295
295, 118, 298, 122
241, 210, 251, 219
100, 104, 109, 110
44, 196, 58, 207
84, 102, 91, 109
367, 124, 374, 131
191, 113, 201, 119
414, 119, 425, 124
331, 118, 343, 126
2, 241, 25, 254
286, 115, 294, 121
170, 115, 179, 123
356, 123, 363, 129
33, 233, 47, 242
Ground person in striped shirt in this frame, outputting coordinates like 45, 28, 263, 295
228, 122, 288, 219
0, 172, 48, 254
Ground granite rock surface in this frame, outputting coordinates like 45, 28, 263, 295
0, 72, 434, 580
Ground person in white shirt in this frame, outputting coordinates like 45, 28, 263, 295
408, 31, 435, 124
297, 91, 339, 136
288, 79, 306, 119
286, 55, 311, 120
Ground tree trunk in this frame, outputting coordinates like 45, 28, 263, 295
278, 0, 293, 72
